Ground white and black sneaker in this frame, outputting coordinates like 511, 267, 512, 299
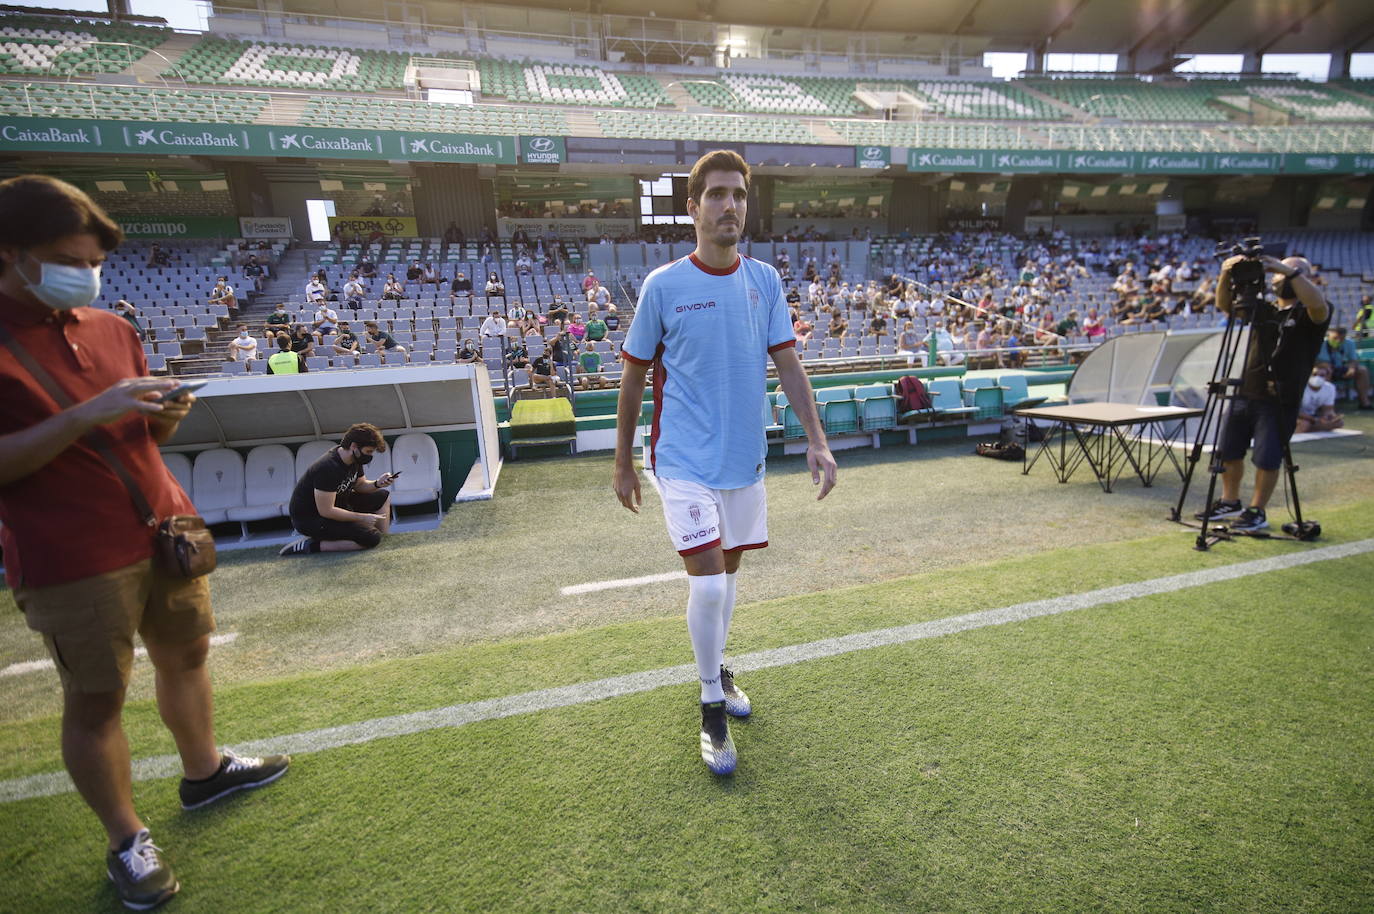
278, 537, 316, 557
699, 701, 737, 776
106, 829, 178, 910
720, 666, 751, 718
1229, 507, 1269, 533
1194, 499, 1243, 521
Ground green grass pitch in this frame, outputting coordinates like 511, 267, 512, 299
0, 421, 1371, 912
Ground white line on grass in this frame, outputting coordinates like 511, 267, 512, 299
3, 539, 1372, 805
0, 633, 239, 679
561, 571, 687, 596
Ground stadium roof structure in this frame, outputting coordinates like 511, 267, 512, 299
229, 0, 1374, 57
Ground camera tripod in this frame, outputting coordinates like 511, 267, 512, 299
1169, 277, 1320, 551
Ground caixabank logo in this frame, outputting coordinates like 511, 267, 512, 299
126, 125, 245, 149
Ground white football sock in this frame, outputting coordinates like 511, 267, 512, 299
686, 572, 728, 703
720, 571, 737, 668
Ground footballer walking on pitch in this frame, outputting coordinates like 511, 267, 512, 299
613, 150, 837, 775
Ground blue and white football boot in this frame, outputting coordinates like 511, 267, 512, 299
720, 666, 751, 718
699, 701, 737, 776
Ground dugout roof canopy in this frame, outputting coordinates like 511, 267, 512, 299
239, 0, 1374, 55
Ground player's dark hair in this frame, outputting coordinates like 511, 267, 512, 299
0, 175, 122, 275
687, 150, 750, 204
342, 422, 387, 452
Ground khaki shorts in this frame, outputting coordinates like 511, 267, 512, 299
15, 559, 215, 694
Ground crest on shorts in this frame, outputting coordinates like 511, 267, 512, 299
748, 288, 761, 308
688, 503, 702, 525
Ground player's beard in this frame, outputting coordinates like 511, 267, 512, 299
710, 217, 740, 248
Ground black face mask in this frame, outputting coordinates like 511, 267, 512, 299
352, 447, 374, 466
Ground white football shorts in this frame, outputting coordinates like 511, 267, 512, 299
656, 475, 768, 556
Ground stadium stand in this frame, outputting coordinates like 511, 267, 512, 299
0, 15, 169, 76
0, 82, 270, 121
168, 37, 410, 91
905, 80, 1063, 120
828, 120, 1038, 148
299, 96, 568, 135
595, 109, 816, 143
1027, 78, 1228, 122
477, 58, 670, 108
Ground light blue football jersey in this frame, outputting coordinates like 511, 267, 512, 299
622, 253, 795, 489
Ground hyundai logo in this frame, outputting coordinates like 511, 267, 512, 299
863, 146, 883, 159
529, 137, 556, 152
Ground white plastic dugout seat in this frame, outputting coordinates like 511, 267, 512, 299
191, 448, 245, 525
385, 433, 443, 521
162, 452, 193, 499
294, 440, 334, 481
227, 444, 295, 532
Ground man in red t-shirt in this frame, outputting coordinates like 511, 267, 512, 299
0, 176, 288, 911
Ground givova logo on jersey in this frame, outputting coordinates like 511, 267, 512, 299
675, 301, 717, 314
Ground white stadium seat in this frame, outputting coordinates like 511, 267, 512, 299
162, 452, 193, 499
294, 440, 335, 481
227, 444, 295, 529
386, 433, 443, 520
191, 448, 245, 525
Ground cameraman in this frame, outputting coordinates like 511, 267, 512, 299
1197, 256, 1329, 532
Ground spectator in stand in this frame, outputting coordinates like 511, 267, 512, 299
449, 271, 472, 304
332, 321, 361, 361
114, 299, 145, 340
868, 310, 888, 339
145, 242, 170, 269
974, 321, 1001, 369
548, 296, 570, 324
515, 251, 533, 275
582, 270, 598, 293
567, 313, 587, 343
924, 320, 962, 366
578, 342, 606, 389
342, 272, 365, 311
444, 221, 464, 245
479, 310, 506, 339
511, 226, 531, 249
793, 311, 813, 347
485, 272, 506, 299
363, 321, 407, 362
894, 320, 922, 367
382, 274, 404, 301
421, 262, 442, 285
289, 324, 315, 359
279, 423, 397, 556
1054, 309, 1080, 339
227, 324, 258, 362
263, 303, 290, 341
1082, 307, 1106, 341
1354, 294, 1371, 337
529, 346, 560, 397
457, 339, 483, 364
1296, 363, 1342, 433
243, 255, 265, 292
1318, 327, 1372, 409
406, 261, 423, 284
267, 332, 307, 374
305, 271, 333, 302
312, 302, 339, 343
585, 312, 608, 342
827, 312, 848, 340
207, 276, 236, 310
357, 258, 377, 282
1000, 322, 1024, 368
504, 339, 529, 374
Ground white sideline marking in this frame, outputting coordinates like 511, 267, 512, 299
0, 633, 239, 679
2, 540, 1372, 805
561, 571, 687, 596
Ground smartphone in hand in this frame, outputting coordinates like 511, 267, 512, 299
158, 380, 209, 402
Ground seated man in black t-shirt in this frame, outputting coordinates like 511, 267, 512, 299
1197, 256, 1330, 533
280, 423, 397, 555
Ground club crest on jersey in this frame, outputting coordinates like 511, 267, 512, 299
748, 289, 760, 308
688, 503, 702, 525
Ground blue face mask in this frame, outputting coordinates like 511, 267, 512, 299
21, 254, 101, 311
